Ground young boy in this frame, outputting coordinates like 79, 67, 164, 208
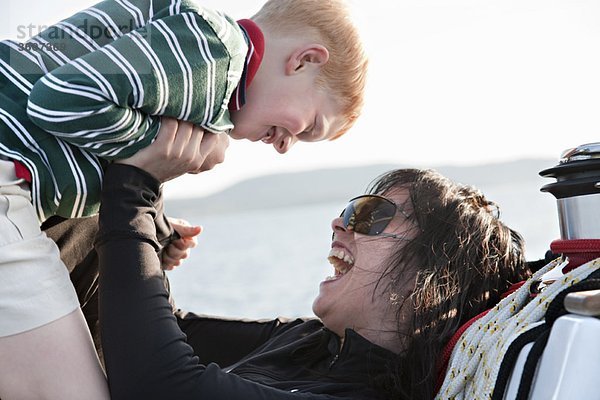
3, 0, 367, 220
0, 0, 367, 398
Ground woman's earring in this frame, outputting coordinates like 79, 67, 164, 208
389, 292, 401, 305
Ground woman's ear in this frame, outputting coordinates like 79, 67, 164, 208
285, 44, 329, 75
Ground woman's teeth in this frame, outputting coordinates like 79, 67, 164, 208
327, 248, 355, 278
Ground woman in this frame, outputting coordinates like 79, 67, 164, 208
95, 130, 530, 399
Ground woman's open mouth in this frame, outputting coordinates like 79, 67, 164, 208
325, 247, 355, 281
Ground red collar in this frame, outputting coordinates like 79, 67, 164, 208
228, 19, 265, 111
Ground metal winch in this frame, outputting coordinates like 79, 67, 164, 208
540, 143, 600, 240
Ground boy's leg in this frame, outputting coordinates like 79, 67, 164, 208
0, 309, 109, 400
0, 161, 109, 400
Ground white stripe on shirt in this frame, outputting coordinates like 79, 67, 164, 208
130, 30, 169, 114
55, 139, 86, 218
72, 58, 119, 104
100, 44, 145, 108
55, 22, 101, 52
184, 13, 216, 126
115, 0, 144, 28
82, 8, 124, 40
154, 19, 192, 120
29, 37, 70, 66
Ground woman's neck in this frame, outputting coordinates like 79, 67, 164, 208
352, 326, 404, 354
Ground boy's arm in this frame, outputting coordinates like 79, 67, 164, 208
26, 2, 247, 160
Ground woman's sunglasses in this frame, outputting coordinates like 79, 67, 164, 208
338, 195, 411, 239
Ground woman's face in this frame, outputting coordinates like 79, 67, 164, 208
312, 189, 417, 349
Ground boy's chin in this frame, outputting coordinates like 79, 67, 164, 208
229, 130, 262, 142
228, 130, 245, 140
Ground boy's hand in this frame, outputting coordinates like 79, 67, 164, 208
115, 117, 225, 182
161, 218, 202, 271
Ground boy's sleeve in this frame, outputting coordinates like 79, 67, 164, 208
26, 6, 247, 160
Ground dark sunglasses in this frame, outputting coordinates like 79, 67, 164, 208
338, 195, 411, 239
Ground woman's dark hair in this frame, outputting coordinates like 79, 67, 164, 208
368, 169, 530, 400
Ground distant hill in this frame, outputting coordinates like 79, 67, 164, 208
165, 159, 557, 216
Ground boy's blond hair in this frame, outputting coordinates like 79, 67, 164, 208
252, 0, 368, 139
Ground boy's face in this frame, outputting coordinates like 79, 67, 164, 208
229, 48, 344, 154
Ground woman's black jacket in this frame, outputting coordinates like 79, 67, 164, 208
45, 164, 397, 400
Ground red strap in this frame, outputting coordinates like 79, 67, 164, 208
550, 239, 600, 272
435, 281, 526, 392
502, 281, 525, 298
436, 240, 600, 392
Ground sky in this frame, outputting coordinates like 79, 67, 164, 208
3, 0, 600, 198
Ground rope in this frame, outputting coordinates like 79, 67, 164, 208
435, 258, 600, 400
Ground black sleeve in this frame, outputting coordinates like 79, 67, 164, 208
96, 164, 332, 400
42, 197, 307, 371
175, 311, 308, 367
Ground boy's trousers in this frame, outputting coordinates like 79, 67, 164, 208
0, 159, 78, 337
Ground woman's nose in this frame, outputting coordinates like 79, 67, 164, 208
331, 216, 348, 239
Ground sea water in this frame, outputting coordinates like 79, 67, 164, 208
166, 182, 559, 320
166, 201, 338, 320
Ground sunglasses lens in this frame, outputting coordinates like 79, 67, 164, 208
341, 196, 397, 235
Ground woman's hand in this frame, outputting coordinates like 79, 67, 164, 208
194, 131, 229, 174
161, 218, 202, 271
115, 117, 228, 182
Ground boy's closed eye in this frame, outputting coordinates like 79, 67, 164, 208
297, 125, 315, 140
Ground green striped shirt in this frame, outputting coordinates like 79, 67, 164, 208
0, 0, 248, 220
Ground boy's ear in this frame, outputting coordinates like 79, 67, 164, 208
285, 44, 329, 75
